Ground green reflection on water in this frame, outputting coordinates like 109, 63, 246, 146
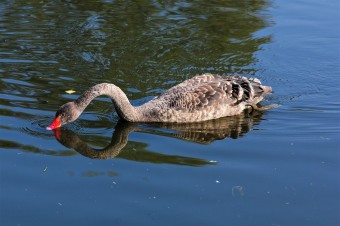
0, 0, 272, 161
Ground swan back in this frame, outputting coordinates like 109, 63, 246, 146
137, 74, 272, 122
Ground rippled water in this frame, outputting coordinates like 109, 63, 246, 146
1, 0, 339, 225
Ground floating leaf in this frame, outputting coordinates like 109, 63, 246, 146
65, 89, 76, 94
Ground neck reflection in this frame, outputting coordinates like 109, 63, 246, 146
54, 110, 264, 165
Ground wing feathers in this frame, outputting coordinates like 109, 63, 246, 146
156, 74, 271, 113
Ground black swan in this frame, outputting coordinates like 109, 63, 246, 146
47, 74, 273, 130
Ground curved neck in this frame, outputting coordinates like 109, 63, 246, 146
74, 83, 139, 122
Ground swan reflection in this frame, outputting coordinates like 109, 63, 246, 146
142, 110, 263, 144
54, 110, 263, 164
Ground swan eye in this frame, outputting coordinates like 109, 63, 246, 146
55, 111, 64, 118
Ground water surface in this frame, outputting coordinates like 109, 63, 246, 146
0, 0, 339, 225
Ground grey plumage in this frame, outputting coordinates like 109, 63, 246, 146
51, 73, 273, 128
136, 73, 272, 122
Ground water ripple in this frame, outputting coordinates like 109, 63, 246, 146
22, 112, 116, 138
21, 116, 54, 137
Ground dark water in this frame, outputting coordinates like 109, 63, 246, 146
1, 0, 339, 225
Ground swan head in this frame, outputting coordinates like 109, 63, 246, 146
47, 102, 81, 130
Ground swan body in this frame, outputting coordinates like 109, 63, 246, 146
47, 73, 272, 129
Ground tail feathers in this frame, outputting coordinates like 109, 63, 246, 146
250, 80, 272, 97
260, 85, 272, 95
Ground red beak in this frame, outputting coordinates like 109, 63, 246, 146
46, 115, 61, 130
